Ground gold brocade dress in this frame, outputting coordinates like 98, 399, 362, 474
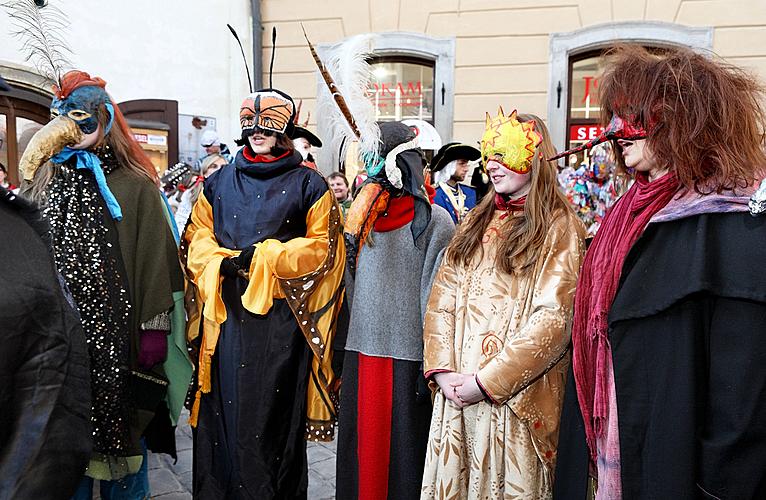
421, 210, 585, 500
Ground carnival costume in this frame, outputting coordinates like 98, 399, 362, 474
430, 142, 481, 224
336, 121, 454, 500
18, 69, 188, 496
299, 30, 455, 499
553, 47, 766, 499
421, 109, 585, 499
185, 28, 345, 498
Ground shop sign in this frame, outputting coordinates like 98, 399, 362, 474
370, 81, 424, 108
134, 133, 168, 146
570, 124, 604, 141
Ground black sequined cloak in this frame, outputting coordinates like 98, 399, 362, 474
43, 153, 183, 463
188, 150, 335, 499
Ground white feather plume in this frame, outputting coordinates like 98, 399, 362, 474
2, 0, 71, 87
315, 34, 380, 165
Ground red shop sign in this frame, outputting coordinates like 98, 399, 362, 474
570, 124, 604, 141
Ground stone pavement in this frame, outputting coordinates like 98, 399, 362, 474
93, 409, 338, 499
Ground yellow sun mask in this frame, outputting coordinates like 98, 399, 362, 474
480, 108, 542, 174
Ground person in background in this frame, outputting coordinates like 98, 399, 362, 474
173, 153, 226, 234
327, 171, 352, 215
0, 162, 17, 192
431, 142, 482, 224
421, 111, 585, 499
197, 129, 233, 169
291, 126, 322, 170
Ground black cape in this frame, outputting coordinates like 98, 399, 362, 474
555, 211, 766, 499
0, 188, 92, 498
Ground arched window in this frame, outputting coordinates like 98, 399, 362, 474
316, 32, 455, 175
0, 78, 51, 187
368, 56, 435, 124
548, 21, 714, 155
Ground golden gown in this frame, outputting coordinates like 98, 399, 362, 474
422, 210, 585, 499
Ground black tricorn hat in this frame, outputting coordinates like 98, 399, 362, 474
290, 126, 322, 147
430, 142, 481, 173
0, 75, 10, 92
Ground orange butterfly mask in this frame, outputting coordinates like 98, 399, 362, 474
239, 89, 295, 134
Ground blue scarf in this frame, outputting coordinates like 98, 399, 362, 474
50, 147, 122, 221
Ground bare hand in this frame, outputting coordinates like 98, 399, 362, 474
433, 371, 466, 407
454, 373, 484, 407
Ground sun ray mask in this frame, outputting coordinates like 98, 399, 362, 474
480, 108, 542, 175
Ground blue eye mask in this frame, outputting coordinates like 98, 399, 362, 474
51, 85, 114, 135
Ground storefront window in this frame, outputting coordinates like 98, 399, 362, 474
368, 59, 434, 123
566, 54, 605, 169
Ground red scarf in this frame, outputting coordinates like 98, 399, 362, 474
242, 148, 291, 163
374, 194, 414, 232
572, 171, 680, 465
494, 193, 526, 213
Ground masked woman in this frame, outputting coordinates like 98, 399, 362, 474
19, 70, 185, 498
420, 111, 585, 499
184, 88, 345, 499
553, 46, 766, 499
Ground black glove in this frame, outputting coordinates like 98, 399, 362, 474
236, 245, 256, 270
220, 257, 241, 278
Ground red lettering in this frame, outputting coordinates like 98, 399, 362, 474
581, 76, 599, 104
406, 81, 422, 95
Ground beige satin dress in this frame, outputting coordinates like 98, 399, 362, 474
421, 210, 585, 500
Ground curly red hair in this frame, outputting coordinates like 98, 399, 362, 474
599, 45, 766, 193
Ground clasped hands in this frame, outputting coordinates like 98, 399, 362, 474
220, 246, 256, 278
433, 371, 485, 408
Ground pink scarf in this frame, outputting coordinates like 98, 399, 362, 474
572, 171, 680, 466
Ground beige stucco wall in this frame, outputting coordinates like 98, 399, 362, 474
261, 0, 766, 144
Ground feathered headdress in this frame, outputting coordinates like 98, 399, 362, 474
1, 0, 71, 89
303, 26, 380, 166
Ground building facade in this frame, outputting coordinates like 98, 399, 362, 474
261, 0, 766, 171
1, 1, 765, 182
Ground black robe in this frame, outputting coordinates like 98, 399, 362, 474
192, 150, 330, 499
0, 188, 92, 498
554, 211, 766, 499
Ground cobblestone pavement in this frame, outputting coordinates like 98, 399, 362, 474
93, 409, 338, 499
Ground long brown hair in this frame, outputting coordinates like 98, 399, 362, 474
599, 44, 766, 192
446, 114, 572, 275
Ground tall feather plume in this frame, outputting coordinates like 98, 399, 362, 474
302, 25, 380, 162
227, 23, 253, 93
1, 0, 72, 88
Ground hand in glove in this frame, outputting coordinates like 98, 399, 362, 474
235, 245, 256, 271
220, 246, 256, 278
220, 257, 241, 278
138, 330, 168, 370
